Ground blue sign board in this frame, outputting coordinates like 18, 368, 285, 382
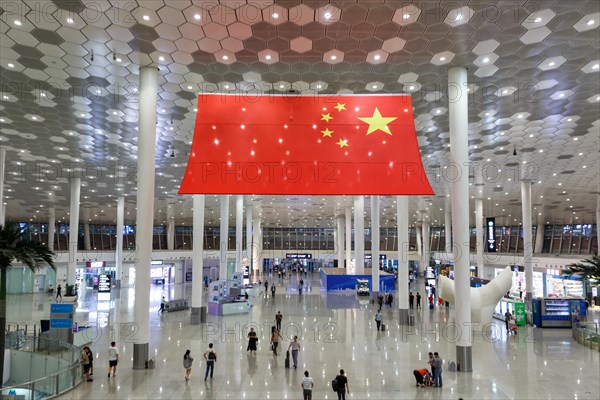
51, 303, 73, 314
50, 318, 73, 329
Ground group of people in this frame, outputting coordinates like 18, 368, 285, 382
413, 352, 443, 388
298, 369, 350, 400
81, 341, 119, 383
180, 343, 218, 382
408, 292, 422, 309
376, 292, 394, 309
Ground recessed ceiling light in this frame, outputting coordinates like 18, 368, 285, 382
409, 85, 415, 90
517, 114, 523, 118
7, 63, 14, 68
456, 14, 463, 21
224, 84, 230, 89
539, 149, 543, 153
502, 89, 508, 94
80, 113, 85, 117
116, 57, 122, 62
548, 61, 555, 66
159, 56, 165, 61
324, 12, 332, 20
372, 85, 378, 89
439, 56, 446, 61
592, 64, 599, 69
96, 89, 101, 94
279, 84, 285, 89
31, 116, 37, 120
374, 54, 381, 60
265, 54, 272, 60
272, 13, 279, 19
558, 93, 564, 97
222, 55, 229, 60
194, 14, 201, 20
14, 20, 22, 26
567, 118, 572, 121
534, 17, 542, 23
436, 110, 441, 114
330, 55, 337, 60
142, 15, 150, 21
403, 13, 410, 19
67, 17, 74, 24
587, 19, 595, 26
316, 84, 322, 89
187, 85, 192, 89
483, 57, 489, 63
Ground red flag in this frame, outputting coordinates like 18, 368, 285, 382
179, 94, 434, 195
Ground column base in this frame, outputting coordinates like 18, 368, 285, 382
456, 345, 472, 372
371, 291, 379, 303
190, 306, 207, 325
398, 308, 414, 325
132, 343, 149, 370
114, 279, 121, 289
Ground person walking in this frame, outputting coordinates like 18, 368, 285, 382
183, 349, 193, 382
375, 310, 383, 331
428, 294, 434, 310
264, 280, 269, 295
271, 283, 276, 298
504, 309, 512, 333
409, 292, 414, 309
203, 343, 217, 380
270, 327, 282, 356
298, 278, 304, 296
432, 352, 443, 387
377, 293, 384, 310
300, 370, 314, 400
107, 341, 118, 378
416, 292, 421, 309
84, 346, 94, 376
334, 369, 349, 400
55, 284, 62, 302
288, 336, 301, 369
158, 295, 166, 313
81, 347, 93, 382
247, 327, 258, 354
275, 311, 283, 332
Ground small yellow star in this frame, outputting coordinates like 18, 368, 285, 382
334, 102, 346, 112
336, 139, 349, 148
321, 128, 334, 137
321, 113, 333, 122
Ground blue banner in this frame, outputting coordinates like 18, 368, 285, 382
50, 318, 73, 329
51, 303, 73, 314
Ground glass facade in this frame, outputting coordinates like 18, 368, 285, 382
15, 222, 599, 255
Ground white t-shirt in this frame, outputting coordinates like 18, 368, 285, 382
108, 346, 118, 361
301, 376, 314, 390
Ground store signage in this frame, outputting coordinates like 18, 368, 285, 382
365, 254, 387, 260
86, 261, 106, 268
285, 253, 312, 259
514, 302, 526, 325
51, 303, 73, 314
486, 217, 496, 252
98, 274, 111, 293
50, 318, 73, 329
151, 260, 164, 265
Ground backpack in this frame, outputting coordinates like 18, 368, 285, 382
331, 377, 338, 392
207, 350, 217, 361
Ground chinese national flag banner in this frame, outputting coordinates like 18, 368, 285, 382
179, 94, 434, 195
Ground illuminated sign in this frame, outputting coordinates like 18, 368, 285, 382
86, 261, 106, 268
98, 274, 111, 293
151, 260, 164, 265
486, 217, 497, 252
365, 254, 387, 260
285, 253, 312, 259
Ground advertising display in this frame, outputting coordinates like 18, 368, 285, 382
486, 218, 497, 252
98, 274, 111, 293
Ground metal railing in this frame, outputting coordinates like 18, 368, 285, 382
572, 322, 600, 353
1, 334, 84, 399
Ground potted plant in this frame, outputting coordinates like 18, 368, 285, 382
0, 223, 55, 383
63, 283, 78, 303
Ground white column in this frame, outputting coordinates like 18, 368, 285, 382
83, 222, 91, 251
371, 196, 380, 295
448, 66, 472, 372
345, 206, 352, 270
191, 195, 206, 324
397, 196, 410, 324
475, 198, 484, 278
421, 221, 430, 270
596, 196, 600, 254
246, 205, 253, 269
167, 205, 175, 250
67, 178, 81, 286
252, 216, 262, 278
415, 225, 422, 256
0, 147, 5, 226
534, 213, 545, 254
115, 196, 124, 286
219, 195, 229, 280
336, 215, 344, 268
521, 181, 533, 301
132, 66, 158, 370
235, 195, 243, 273
354, 196, 365, 275
47, 208, 55, 252
445, 198, 452, 251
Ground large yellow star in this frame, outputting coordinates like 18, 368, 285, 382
321, 113, 333, 122
336, 139, 349, 148
357, 107, 397, 135
334, 102, 346, 112
321, 128, 333, 137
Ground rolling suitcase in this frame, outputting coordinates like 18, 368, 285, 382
285, 351, 290, 369
381, 323, 386, 332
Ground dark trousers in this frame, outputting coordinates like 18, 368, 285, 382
272, 342, 279, 355
337, 389, 346, 400
376, 320, 381, 331
276, 321, 281, 331
303, 389, 312, 400
409, 300, 413, 309
204, 360, 214, 379
413, 370, 424, 385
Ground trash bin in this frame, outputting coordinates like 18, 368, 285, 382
407, 314, 415, 326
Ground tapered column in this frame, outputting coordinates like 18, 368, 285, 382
83, 221, 91, 251
191, 195, 206, 324
415, 225, 422, 256
115, 196, 124, 287
219, 195, 229, 280
534, 213, 545, 254
132, 66, 158, 370
246, 205, 253, 270
445, 198, 452, 251
521, 181, 533, 302
397, 196, 410, 324
235, 195, 243, 273
336, 215, 344, 268
475, 198, 484, 278
448, 66, 472, 372
421, 221, 430, 271
0, 147, 5, 226
252, 216, 262, 279
167, 205, 175, 250
354, 196, 365, 275
47, 208, 55, 252
345, 206, 351, 270
67, 177, 81, 286
371, 196, 380, 296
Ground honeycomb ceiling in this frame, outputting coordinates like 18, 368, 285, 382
0, 0, 599, 229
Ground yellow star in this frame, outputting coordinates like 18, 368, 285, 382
334, 102, 346, 112
321, 128, 334, 137
321, 113, 333, 122
357, 107, 397, 135
336, 139, 349, 148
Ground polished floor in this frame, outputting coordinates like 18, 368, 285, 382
6, 273, 600, 400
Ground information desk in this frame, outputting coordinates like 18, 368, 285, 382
208, 297, 249, 316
